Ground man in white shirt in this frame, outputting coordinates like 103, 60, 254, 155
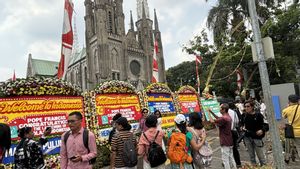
228, 105, 242, 168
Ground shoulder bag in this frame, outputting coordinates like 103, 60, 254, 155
285, 105, 299, 138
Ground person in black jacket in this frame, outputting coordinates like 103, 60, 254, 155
14, 126, 51, 169
240, 100, 267, 166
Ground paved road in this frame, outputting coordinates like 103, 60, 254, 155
103, 128, 300, 168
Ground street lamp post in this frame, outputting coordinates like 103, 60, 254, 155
247, 0, 285, 168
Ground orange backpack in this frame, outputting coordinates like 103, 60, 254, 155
167, 131, 193, 164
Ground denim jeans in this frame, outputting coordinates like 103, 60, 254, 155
244, 137, 266, 166
221, 146, 237, 169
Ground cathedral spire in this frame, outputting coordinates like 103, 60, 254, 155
137, 0, 149, 20
142, 1, 146, 19
154, 9, 159, 31
130, 10, 134, 31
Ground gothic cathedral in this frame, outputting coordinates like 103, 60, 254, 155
65, 0, 166, 90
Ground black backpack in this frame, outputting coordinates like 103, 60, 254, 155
143, 131, 167, 167
64, 128, 96, 164
119, 133, 138, 167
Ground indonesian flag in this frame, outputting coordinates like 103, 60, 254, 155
152, 39, 159, 83
236, 69, 243, 92
196, 55, 203, 65
195, 55, 202, 92
57, 0, 73, 79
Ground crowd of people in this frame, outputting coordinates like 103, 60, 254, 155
0, 94, 300, 169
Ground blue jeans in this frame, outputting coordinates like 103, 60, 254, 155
244, 137, 266, 166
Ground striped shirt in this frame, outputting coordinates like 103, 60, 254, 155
111, 130, 137, 168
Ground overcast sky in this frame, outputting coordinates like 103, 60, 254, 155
0, 0, 216, 82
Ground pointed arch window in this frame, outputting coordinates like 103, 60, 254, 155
108, 11, 113, 33
111, 48, 118, 70
94, 49, 99, 73
84, 67, 88, 90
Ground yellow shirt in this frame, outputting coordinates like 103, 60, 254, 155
282, 104, 300, 137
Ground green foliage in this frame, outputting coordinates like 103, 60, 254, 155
168, 4, 300, 97
206, 0, 281, 46
262, 4, 300, 84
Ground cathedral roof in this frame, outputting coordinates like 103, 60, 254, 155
31, 58, 59, 76
68, 48, 86, 67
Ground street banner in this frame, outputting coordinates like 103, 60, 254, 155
178, 94, 201, 114
0, 96, 83, 139
95, 94, 141, 125
200, 98, 222, 121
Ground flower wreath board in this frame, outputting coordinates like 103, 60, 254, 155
0, 95, 85, 164
176, 85, 202, 118
144, 83, 177, 128
92, 80, 141, 139
0, 78, 84, 166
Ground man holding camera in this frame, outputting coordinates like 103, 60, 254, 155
240, 100, 267, 166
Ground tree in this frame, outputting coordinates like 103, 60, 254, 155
206, 0, 283, 46
169, 4, 300, 98
261, 4, 300, 84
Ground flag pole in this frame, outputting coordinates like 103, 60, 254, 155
196, 60, 200, 95
195, 54, 202, 96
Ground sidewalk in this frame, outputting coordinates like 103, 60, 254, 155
102, 128, 300, 168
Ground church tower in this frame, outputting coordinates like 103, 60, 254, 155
136, 0, 153, 82
79, 0, 166, 90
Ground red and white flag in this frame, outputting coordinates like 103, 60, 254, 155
236, 69, 243, 92
152, 39, 159, 83
196, 55, 203, 65
57, 0, 73, 79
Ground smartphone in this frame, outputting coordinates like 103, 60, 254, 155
70, 156, 76, 160
46, 127, 52, 131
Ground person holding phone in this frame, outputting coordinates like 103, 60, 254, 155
60, 111, 97, 169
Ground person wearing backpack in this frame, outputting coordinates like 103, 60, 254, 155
110, 117, 138, 169
168, 114, 200, 169
14, 126, 51, 169
187, 112, 210, 169
60, 111, 97, 169
138, 114, 166, 169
